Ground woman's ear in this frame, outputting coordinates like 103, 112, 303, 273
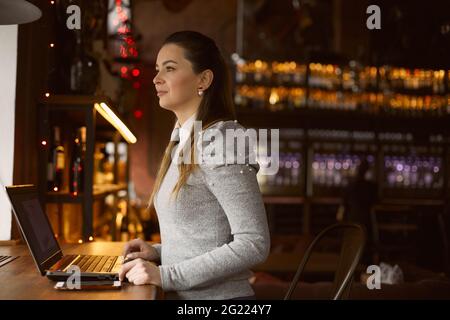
198, 69, 214, 91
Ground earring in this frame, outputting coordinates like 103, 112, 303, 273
198, 89, 204, 97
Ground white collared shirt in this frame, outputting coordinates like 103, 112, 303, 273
172, 112, 197, 164
177, 112, 196, 148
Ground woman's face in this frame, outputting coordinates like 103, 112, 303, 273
153, 43, 200, 112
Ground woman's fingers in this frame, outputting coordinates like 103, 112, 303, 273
132, 274, 148, 286
125, 261, 148, 284
121, 238, 144, 257
118, 258, 141, 281
125, 252, 146, 260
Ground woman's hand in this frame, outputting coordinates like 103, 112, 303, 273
122, 238, 159, 262
119, 258, 162, 286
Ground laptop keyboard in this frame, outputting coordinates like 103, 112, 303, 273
0, 256, 18, 268
66, 255, 120, 273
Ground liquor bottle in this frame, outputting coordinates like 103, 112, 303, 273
120, 214, 129, 242
70, 30, 99, 94
48, 126, 65, 192
70, 127, 86, 196
70, 31, 83, 93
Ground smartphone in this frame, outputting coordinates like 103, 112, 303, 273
54, 280, 122, 291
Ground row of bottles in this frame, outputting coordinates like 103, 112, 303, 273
383, 94, 447, 117
235, 59, 448, 94
356, 66, 378, 91
258, 152, 302, 190
308, 89, 358, 111
93, 142, 127, 186
47, 126, 86, 195
235, 60, 307, 86
308, 129, 375, 141
235, 84, 448, 115
253, 128, 447, 197
308, 63, 340, 90
312, 154, 375, 188
47, 126, 128, 196
235, 85, 307, 111
379, 67, 447, 94
383, 155, 443, 190
260, 150, 445, 194
234, 59, 449, 116
257, 129, 303, 195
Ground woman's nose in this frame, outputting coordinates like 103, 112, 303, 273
153, 72, 163, 85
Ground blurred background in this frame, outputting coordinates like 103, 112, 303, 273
3, 0, 450, 299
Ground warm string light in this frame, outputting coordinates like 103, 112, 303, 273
131, 68, 140, 77
132, 81, 141, 89
113, 0, 138, 59
46, 0, 57, 101
133, 109, 143, 119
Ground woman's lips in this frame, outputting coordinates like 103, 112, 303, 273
157, 91, 167, 97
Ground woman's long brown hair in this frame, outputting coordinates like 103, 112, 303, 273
148, 31, 236, 211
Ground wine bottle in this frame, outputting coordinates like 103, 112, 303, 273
70, 31, 83, 93
70, 127, 86, 196
120, 214, 129, 242
48, 126, 65, 192
69, 30, 99, 94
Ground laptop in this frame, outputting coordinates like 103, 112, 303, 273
5, 184, 123, 281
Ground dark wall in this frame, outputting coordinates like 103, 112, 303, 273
129, 0, 237, 199
12, 1, 51, 238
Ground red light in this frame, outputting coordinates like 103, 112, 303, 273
132, 69, 140, 77
133, 81, 141, 89
41, 140, 47, 146
134, 109, 143, 119
120, 66, 128, 74
129, 47, 138, 57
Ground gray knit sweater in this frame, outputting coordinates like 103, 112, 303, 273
153, 120, 270, 300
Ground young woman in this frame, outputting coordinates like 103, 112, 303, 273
119, 31, 270, 300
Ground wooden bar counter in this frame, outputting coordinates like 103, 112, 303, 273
0, 241, 162, 300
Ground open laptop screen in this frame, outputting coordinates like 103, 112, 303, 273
6, 185, 61, 273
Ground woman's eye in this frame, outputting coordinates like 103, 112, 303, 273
166, 67, 175, 71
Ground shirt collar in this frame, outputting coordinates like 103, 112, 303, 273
171, 112, 197, 144
177, 112, 196, 131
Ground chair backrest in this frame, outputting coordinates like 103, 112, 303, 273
284, 223, 366, 300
